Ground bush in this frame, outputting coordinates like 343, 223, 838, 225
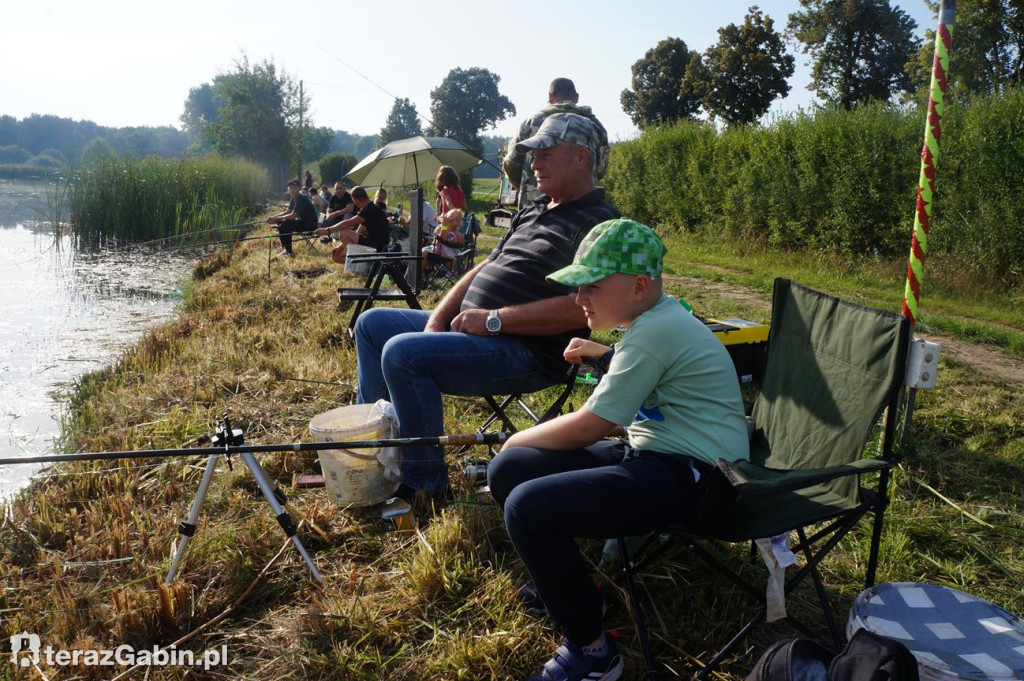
318, 152, 358, 186
605, 88, 1024, 282
0, 145, 30, 164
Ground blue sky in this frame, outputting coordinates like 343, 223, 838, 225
3, 0, 937, 143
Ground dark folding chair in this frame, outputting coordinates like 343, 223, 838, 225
618, 278, 911, 679
453, 365, 581, 462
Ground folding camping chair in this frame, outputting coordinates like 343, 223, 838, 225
453, 364, 581, 463
617, 278, 911, 679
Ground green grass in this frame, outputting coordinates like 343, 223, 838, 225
656, 232, 1024, 358
1, 220, 1022, 679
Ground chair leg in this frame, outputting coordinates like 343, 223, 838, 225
796, 527, 843, 647
865, 471, 890, 589
618, 536, 658, 680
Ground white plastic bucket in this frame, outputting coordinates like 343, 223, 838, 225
309, 404, 399, 507
344, 244, 378, 274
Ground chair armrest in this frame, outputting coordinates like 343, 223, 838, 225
716, 457, 896, 495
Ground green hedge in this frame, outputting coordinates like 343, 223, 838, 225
605, 89, 1024, 281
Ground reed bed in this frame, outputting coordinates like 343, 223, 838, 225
0, 224, 1022, 679
65, 155, 269, 246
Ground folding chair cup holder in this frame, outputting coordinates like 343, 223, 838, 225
617, 278, 912, 679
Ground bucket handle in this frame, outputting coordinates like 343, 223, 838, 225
322, 442, 380, 461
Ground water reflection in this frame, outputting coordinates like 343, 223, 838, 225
0, 179, 194, 501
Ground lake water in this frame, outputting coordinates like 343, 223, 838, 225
0, 179, 194, 501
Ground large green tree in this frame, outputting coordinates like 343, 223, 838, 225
788, 0, 920, 109
378, 98, 424, 148
428, 67, 515, 152
687, 7, 795, 125
182, 57, 299, 179
910, 0, 1023, 95
180, 83, 220, 152
621, 37, 703, 129
300, 125, 334, 164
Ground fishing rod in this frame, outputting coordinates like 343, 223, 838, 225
159, 229, 322, 251
129, 220, 261, 248
0, 431, 507, 466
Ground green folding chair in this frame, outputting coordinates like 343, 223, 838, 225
618, 278, 912, 679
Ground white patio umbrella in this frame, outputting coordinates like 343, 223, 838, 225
345, 136, 483, 187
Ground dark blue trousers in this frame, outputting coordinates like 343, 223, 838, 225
488, 440, 708, 646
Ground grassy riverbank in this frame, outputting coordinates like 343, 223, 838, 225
2, 222, 1023, 680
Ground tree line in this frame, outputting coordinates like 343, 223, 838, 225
180, 56, 516, 189
621, 0, 1023, 128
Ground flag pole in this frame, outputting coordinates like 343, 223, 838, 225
903, 0, 956, 324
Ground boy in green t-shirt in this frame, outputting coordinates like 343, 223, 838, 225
488, 219, 749, 681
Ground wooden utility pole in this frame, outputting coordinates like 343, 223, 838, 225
295, 80, 305, 183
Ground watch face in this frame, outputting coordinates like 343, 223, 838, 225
486, 311, 501, 333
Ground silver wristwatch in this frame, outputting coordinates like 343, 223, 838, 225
485, 309, 502, 336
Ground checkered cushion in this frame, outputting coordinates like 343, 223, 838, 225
849, 582, 1024, 680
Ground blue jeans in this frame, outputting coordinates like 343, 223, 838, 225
354, 307, 556, 491
488, 441, 708, 646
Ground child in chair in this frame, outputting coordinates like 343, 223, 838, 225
421, 208, 464, 273
487, 219, 750, 681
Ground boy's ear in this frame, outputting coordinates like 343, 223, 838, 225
633, 275, 651, 299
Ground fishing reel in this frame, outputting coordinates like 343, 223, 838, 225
211, 413, 244, 468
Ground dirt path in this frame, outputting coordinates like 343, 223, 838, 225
666, 275, 1024, 387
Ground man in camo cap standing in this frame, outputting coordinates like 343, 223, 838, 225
503, 78, 610, 210
355, 112, 620, 511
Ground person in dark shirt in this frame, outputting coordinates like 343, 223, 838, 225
352, 113, 620, 507
324, 181, 355, 227
266, 179, 317, 257
314, 185, 391, 262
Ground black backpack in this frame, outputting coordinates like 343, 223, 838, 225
746, 629, 920, 681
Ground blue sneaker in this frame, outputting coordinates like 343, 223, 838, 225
527, 635, 623, 681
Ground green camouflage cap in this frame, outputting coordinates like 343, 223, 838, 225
547, 219, 666, 287
514, 112, 598, 154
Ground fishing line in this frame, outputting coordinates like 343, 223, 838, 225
317, 46, 504, 176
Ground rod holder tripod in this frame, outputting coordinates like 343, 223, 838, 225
166, 414, 324, 584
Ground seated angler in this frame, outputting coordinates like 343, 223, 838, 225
351, 113, 620, 510
314, 185, 392, 263
324, 181, 355, 228
266, 179, 318, 257
488, 220, 750, 681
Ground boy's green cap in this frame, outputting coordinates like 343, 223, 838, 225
547, 219, 666, 287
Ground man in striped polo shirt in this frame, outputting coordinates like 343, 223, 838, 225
353, 113, 620, 508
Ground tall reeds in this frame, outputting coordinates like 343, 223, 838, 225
65, 155, 269, 246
